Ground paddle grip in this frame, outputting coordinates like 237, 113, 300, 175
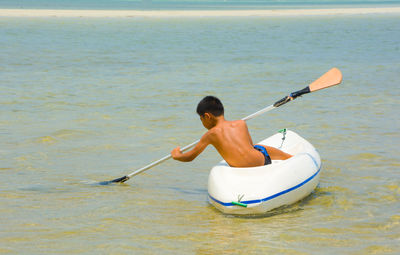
273, 96, 291, 107
290, 86, 310, 99
273, 86, 310, 107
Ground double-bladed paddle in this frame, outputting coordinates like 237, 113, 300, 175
99, 67, 342, 185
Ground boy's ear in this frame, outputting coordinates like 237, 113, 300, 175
204, 112, 213, 120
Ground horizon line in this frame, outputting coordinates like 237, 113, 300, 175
1, 7, 400, 17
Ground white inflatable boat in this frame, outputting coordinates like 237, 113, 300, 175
208, 129, 321, 215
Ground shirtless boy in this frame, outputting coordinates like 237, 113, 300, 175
171, 96, 292, 167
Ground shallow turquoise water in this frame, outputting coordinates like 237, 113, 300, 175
0, 14, 399, 254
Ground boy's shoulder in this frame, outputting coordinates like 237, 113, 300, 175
232, 119, 246, 124
201, 119, 247, 146
206, 119, 246, 135
226, 119, 246, 127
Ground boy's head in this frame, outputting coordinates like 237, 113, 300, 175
197, 96, 224, 129
196, 96, 224, 117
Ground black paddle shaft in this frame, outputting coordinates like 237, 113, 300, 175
273, 86, 311, 107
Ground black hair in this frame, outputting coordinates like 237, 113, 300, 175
196, 96, 224, 117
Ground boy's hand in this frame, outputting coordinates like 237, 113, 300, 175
171, 146, 183, 160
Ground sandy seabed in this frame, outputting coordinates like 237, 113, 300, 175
0, 7, 400, 17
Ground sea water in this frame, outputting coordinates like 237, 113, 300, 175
1, 0, 400, 10
0, 4, 399, 255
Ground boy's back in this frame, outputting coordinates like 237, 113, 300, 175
205, 119, 265, 167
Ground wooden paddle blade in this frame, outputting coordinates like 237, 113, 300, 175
309, 67, 342, 92
273, 68, 342, 108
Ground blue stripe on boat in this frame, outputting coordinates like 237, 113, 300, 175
208, 153, 321, 207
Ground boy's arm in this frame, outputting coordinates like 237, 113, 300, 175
171, 133, 211, 162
